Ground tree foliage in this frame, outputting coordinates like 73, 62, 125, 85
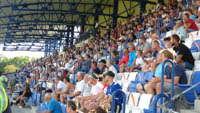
0, 55, 31, 73
4, 65, 19, 73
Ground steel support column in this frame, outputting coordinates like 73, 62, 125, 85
81, 15, 86, 33
70, 26, 74, 48
94, 4, 100, 26
112, 0, 119, 28
158, 0, 164, 3
139, 0, 146, 22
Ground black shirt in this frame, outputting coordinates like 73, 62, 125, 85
173, 43, 194, 65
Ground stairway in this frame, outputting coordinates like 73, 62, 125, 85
180, 100, 200, 113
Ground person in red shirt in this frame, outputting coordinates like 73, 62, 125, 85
183, 12, 199, 32
119, 48, 129, 72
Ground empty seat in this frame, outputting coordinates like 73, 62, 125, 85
192, 52, 200, 60
127, 93, 140, 107
122, 81, 130, 92
194, 60, 200, 71
188, 31, 200, 41
185, 70, 193, 84
128, 72, 138, 81
144, 72, 154, 82
138, 94, 153, 109
116, 73, 123, 81
121, 72, 129, 80
129, 72, 146, 92
184, 37, 193, 48
178, 71, 200, 104
129, 108, 144, 113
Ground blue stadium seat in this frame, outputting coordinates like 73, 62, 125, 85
190, 40, 200, 53
129, 72, 146, 92
129, 72, 154, 92
178, 71, 200, 104
144, 72, 154, 82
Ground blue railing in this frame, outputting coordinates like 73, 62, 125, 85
111, 89, 126, 113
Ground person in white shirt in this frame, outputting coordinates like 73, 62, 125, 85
130, 50, 144, 71
70, 72, 85, 97
77, 73, 103, 109
59, 76, 75, 103
46, 77, 54, 93
106, 59, 117, 78
82, 74, 91, 97
55, 76, 66, 93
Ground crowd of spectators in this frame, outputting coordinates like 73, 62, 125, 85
9, 0, 200, 113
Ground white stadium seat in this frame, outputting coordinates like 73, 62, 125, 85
115, 73, 123, 81
128, 72, 138, 81
127, 93, 141, 107
194, 60, 200, 71
126, 107, 144, 113
184, 37, 193, 48
184, 31, 200, 48
192, 52, 200, 61
138, 94, 153, 109
121, 72, 130, 80
185, 70, 193, 84
122, 81, 130, 92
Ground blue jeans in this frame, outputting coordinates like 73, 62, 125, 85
184, 61, 194, 70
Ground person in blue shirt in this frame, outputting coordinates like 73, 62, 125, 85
42, 93, 62, 113
100, 71, 122, 113
128, 44, 137, 71
155, 49, 187, 95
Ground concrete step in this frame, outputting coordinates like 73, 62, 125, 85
180, 109, 199, 113
195, 99, 200, 112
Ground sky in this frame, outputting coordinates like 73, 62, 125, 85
0, 44, 44, 58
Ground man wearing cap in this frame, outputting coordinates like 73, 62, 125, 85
100, 71, 123, 113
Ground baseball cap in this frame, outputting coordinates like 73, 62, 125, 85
89, 73, 99, 79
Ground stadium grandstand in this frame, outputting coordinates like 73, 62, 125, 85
1, 0, 200, 113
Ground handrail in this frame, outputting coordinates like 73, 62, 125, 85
161, 59, 175, 111
111, 89, 126, 113
151, 94, 170, 113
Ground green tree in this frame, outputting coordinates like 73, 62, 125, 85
0, 55, 32, 73
4, 65, 19, 74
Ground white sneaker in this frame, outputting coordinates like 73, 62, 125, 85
12, 100, 16, 103
19, 106, 23, 109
